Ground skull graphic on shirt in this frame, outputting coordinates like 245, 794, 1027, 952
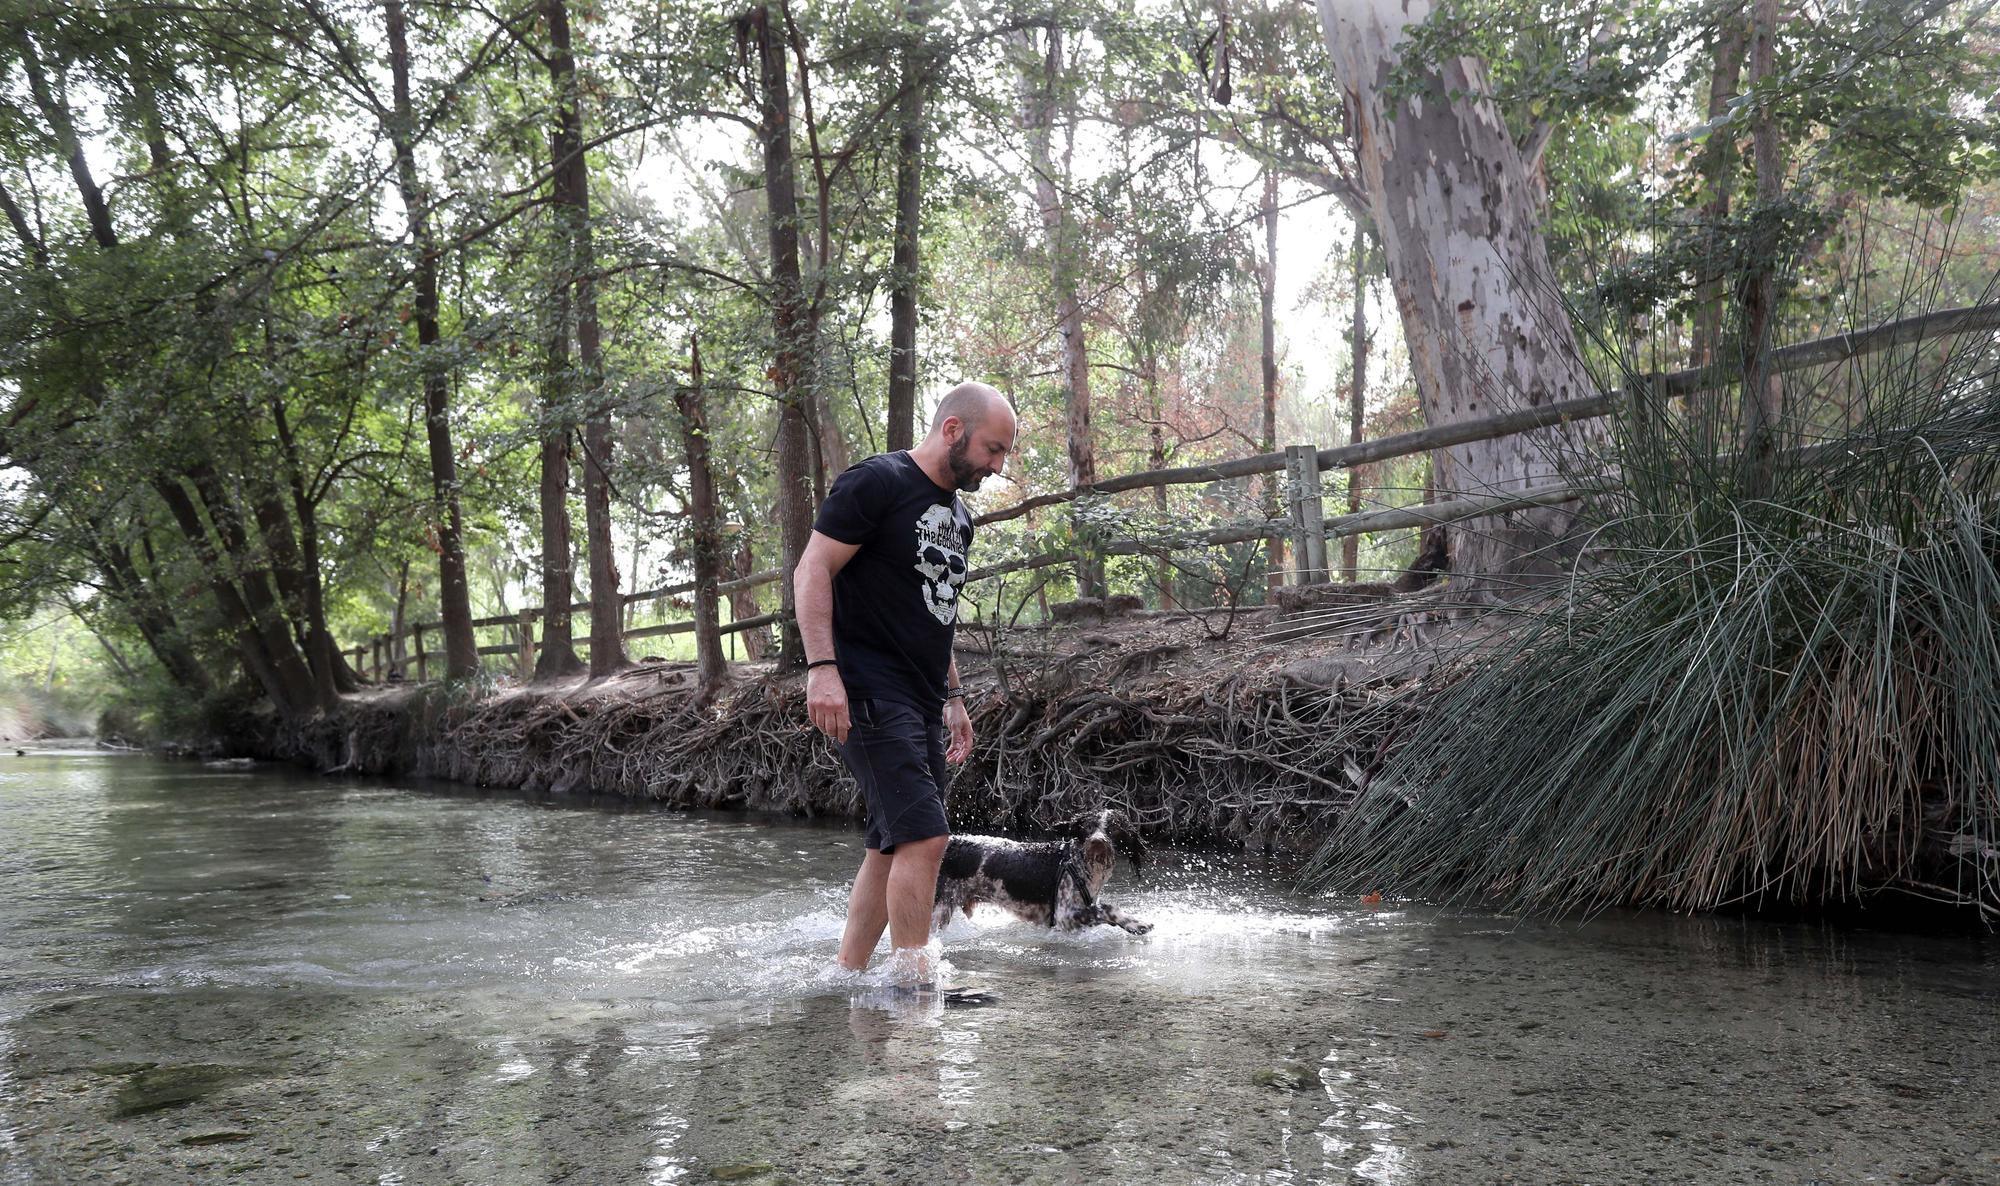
912, 503, 967, 625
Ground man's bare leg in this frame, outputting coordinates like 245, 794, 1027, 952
883, 834, 950, 982
836, 849, 892, 971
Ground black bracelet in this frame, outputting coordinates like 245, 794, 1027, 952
806, 658, 839, 670
944, 687, 965, 700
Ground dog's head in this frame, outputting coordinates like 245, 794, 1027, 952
1061, 808, 1148, 873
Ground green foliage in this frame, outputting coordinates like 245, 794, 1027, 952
3, 0, 1998, 740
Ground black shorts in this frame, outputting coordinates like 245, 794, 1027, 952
839, 696, 949, 853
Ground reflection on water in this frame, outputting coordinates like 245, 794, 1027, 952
1, 751, 1996, 1186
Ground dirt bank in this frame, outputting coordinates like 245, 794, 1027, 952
253, 604, 1443, 848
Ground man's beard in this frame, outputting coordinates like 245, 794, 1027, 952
946, 435, 985, 491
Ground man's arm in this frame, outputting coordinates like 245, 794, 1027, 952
943, 651, 973, 763
795, 530, 861, 743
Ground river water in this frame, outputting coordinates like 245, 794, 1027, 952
0, 751, 1994, 1185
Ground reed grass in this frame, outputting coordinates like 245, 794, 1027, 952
1301, 318, 2000, 920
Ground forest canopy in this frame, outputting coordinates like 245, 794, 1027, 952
1, 0, 1996, 733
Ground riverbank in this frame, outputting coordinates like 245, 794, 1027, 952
250, 605, 1436, 849
230, 592, 1994, 924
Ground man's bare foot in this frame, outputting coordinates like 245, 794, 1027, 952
881, 943, 936, 987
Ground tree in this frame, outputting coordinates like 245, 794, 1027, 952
1012, 23, 1103, 598
745, 4, 817, 668
1341, 222, 1371, 583
384, 0, 479, 677
545, 0, 626, 677
884, 0, 931, 453
1316, 0, 1603, 592
675, 336, 729, 699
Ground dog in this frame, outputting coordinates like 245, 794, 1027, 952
932, 809, 1153, 935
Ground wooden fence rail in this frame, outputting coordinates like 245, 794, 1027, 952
345, 301, 2000, 682
970, 301, 2000, 527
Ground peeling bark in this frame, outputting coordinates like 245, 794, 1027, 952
1343, 222, 1369, 583
1316, 0, 1605, 595
1260, 170, 1285, 589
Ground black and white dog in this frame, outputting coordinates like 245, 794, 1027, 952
932, 809, 1153, 935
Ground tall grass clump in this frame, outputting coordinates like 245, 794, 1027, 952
1302, 319, 2000, 921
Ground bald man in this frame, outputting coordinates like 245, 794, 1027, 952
794, 382, 1017, 984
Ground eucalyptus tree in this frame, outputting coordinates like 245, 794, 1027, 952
1316, 0, 1607, 593
1388, 0, 2000, 388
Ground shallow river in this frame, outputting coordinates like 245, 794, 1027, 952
1, 751, 1994, 1185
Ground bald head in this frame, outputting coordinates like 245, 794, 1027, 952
930, 380, 1011, 434
919, 380, 1016, 493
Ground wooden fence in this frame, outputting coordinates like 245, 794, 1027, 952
347, 302, 2000, 681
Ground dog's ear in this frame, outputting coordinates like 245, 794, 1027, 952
1061, 811, 1101, 840
1107, 813, 1149, 873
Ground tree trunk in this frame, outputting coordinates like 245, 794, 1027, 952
807, 353, 849, 489
185, 466, 315, 702
1146, 359, 1173, 609
92, 533, 210, 694
154, 476, 315, 717
390, 560, 412, 678
675, 336, 729, 701
750, 4, 816, 668
269, 401, 350, 696
730, 537, 771, 662
1259, 169, 1284, 589
1343, 222, 1369, 583
243, 466, 308, 631
885, 0, 928, 453
535, 17, 584, 681
1736, 0, 1783, 498
1690, 10, 1748, 372
1316, 0, 1603, 596
386, 0, 478, 678
1014, 25, 1102, 598
544, 0, 626, 677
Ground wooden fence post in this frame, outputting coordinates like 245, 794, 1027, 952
516, 609, 536, 680
1285, 444, 1328, 585
414, 624, 427, 682
372, 636, 384, 681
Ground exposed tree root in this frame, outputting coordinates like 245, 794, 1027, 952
258, 616, 1436, 849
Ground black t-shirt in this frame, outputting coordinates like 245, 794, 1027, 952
812, 451, 973, 714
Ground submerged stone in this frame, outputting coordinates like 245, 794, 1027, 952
1250, 1061, 1317, 1092
113, 1064, 256, 1117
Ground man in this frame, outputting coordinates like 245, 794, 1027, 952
794, 381, 1016, 983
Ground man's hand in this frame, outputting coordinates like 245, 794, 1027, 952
807, 666, 851, 745
944, 696, 973, 763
